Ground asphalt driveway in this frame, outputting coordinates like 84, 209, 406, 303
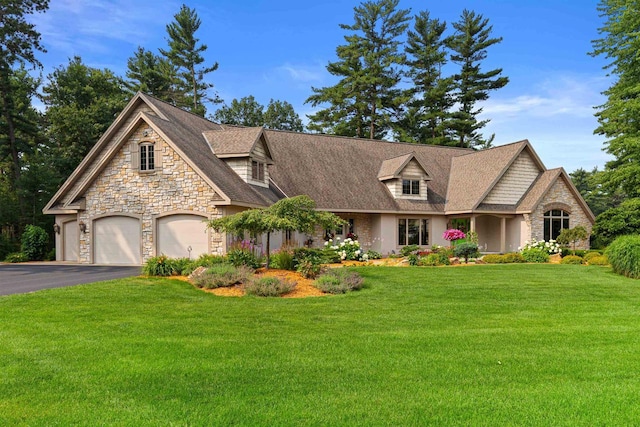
0, 263, 142, 296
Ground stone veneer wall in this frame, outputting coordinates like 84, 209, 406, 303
78, 123, 224, 263
310, 213, 374, 250
530, 178, 592, 249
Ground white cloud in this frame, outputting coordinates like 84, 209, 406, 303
276, 63, 325, 83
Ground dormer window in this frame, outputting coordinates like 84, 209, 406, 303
402, 179, 420, 195
251, 160, 264, 181
140, 142, 155, 171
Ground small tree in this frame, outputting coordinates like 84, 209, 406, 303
21, 224, 48, 261
207, 195, 345, 269
557, 226, 589, 251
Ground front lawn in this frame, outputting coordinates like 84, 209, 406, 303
1, 265, 639, 425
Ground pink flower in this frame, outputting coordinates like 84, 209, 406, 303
443, 229, 466, 241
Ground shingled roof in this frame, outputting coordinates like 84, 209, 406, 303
264, 130, 470, 212
203, 127, 270, 159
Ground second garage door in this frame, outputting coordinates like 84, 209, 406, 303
94, 216, 141, 265
157, 214, 209, 259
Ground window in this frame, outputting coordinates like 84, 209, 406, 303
398, 218, 429, 246
251, 160, 264, 181
402, 179, 420, 195
140, 143, 155, 171
544, 210, 570, 241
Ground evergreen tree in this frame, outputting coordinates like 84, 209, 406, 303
0, 0, 48, 189
125, 46, 176, 101
590, 0, 640, 199
160, 4, 220, 116
399, 10, 454, 145
445, 9, 508, 148
42, 56, 128, 179
306, 0, 410, 139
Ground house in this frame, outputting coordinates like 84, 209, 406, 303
43, 93, 595, 264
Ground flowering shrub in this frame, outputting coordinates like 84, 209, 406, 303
324, 237, 368, 261
443, 229, 466, 242
519, 239, 561, 255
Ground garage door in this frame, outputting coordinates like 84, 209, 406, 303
94, 216, 141, 264
63, 220, 78, 261
157, 214, 208, 259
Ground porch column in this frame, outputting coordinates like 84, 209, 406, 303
500, 217, 506, 253
470, 216, 476, 232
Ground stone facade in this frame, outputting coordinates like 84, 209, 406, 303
78, 123, 224, 263
531, 178, 592, 249
309, 213, 374, 250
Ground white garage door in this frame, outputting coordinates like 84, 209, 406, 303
63, 220, 78, 261
157, 214, 208, 259
94, 216, 141, 264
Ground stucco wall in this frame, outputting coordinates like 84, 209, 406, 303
78, 123, 224, 263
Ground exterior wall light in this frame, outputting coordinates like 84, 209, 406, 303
53, 223, 60, 234
79, 221, 87, 234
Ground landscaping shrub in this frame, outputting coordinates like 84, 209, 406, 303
482, 254, 506, 264
325, 237, 367, 261
432, 245, 455, 258
587, 255, 609, 266
228, 248, 261, 268
244, 276, 296, 297
314, 269, 363, 294
4, 252, 28, 263
561, 255, 584, 265
421, 252, 450, 266
296, 258, 323, 279
192, 264, 254, 289
46, 248, 56, 261
270, 249, 295, 270
400, 244, 420, 257
170, 257, 192, 275
21, 225, 48, 261
454, 242, 479, 263
561, 249, 587, 258
320, 247, 342, 264
407, 253, 420, 266
183, 254, 228, 275
521, 239, 561, 255
503, 252, 525, 263
365, 249, 382, 260
143, 255, 175, 276
583, 252, 603, 263
521, 248, 550, 263
606, 235, 640, 279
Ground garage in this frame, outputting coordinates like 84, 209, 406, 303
94, 216, 141, 264
62, 220, 78, 261
157, 214, 209, 259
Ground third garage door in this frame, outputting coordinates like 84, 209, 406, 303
157, 214, 208, 259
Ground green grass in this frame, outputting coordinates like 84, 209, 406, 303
1, 264, 640, 425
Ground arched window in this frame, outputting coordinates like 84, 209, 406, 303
140, 142, 155, 171
544, 210, 569, 241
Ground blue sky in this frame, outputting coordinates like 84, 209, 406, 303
29, 0, 611, 173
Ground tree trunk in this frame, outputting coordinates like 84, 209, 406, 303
265, 231, 271, 269
191, 65, 197, 111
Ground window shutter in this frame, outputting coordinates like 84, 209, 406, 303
154, 142, 162, 171
130, 142, 139, 171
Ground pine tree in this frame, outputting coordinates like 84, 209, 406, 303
306, 0, 410, 139
160, 4, 220, 116
125, 46, 176, 102
446, 9, 508, 148
590, 0, 640, 199
399, 10, 454, 145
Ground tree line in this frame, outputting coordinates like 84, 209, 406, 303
1, 0, 636, 258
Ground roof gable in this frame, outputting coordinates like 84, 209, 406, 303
203, 127, 273, 162
378, 152, 431, 181
445, 141, 545, 213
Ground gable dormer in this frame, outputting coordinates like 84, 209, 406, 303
378, 153, 431, 200
203, 127, 273, 188
482, 148, 542, 205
